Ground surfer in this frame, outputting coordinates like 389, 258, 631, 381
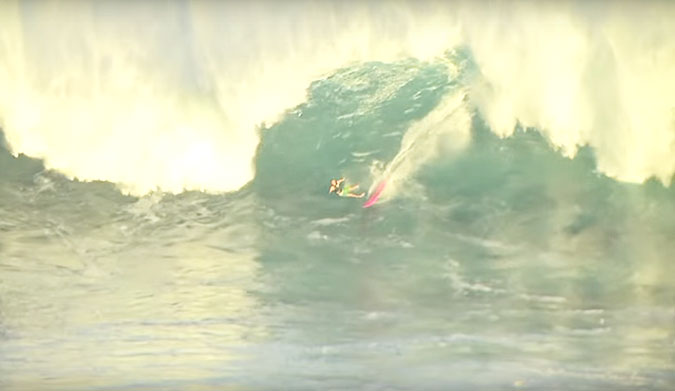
329, 177, 365, 198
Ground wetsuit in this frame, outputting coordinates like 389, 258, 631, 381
337, 184, 358, 197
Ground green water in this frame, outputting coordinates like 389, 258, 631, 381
1, 56, 674, 390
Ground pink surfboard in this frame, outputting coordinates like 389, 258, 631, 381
363, 180, 387, 208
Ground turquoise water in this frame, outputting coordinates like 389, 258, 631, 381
1, 2, 675, 390
2, 57, 674, 390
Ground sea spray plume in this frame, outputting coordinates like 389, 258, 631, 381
369, 88, 472, 203
368, 49, 477, 202
0, 1, 673, 195
460, 0, 675, 185
0, 0, 460, 196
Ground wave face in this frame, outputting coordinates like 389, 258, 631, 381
1, 1, 674, 194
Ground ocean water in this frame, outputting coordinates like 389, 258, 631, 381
1, 1, 674, 390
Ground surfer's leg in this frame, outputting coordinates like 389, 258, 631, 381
342, 184, 363, 198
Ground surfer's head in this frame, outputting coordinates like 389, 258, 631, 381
329, 179, 337, 193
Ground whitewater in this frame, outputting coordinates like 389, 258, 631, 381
0, 1, 674, 390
